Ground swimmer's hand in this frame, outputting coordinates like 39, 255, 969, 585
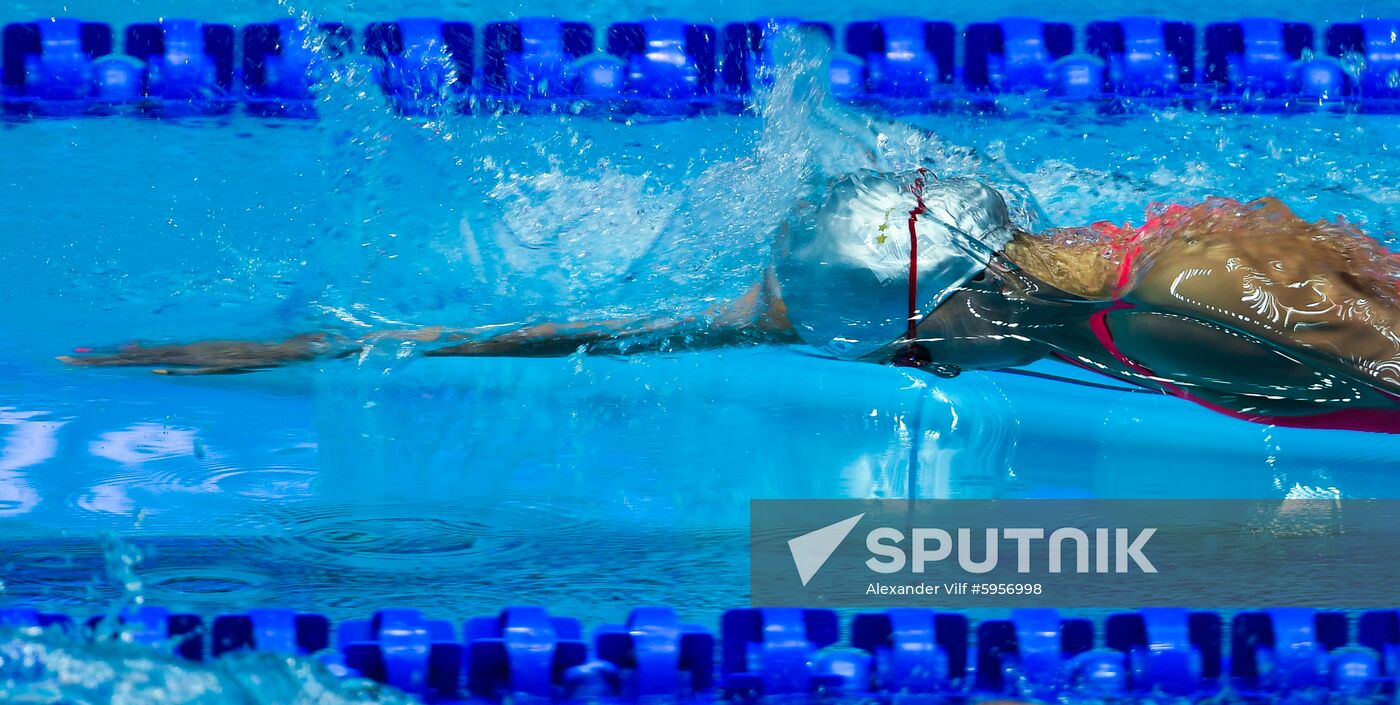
58, 333, 350, 375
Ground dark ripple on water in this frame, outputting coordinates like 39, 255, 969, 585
233, 497, 598, 567
3, 493, 750, 624
0, 543, 111, 606
143, 566, 277, 603
270, 508, 490, 561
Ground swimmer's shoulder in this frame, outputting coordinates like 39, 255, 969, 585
1001, 229, 1124, 300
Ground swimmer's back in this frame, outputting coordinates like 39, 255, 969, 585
1007, 197, 1400, 413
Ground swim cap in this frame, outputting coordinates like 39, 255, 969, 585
775, 170, 1015, 360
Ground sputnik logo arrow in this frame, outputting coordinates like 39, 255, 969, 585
787, 513, 864, 586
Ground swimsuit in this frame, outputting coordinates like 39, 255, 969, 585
1073, 210, 1400, 433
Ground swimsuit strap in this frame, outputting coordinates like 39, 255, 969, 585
892, 171, 935, 369
1094, 203, 1192, 297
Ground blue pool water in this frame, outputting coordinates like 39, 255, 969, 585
3, 2, 1400, 702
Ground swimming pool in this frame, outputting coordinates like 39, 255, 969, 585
3, 2, 1400, 703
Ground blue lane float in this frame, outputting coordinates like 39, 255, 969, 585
1230, 609, 1380, 695
480, 18, 594, 110
1085, 17, 1195, 100
844, 17, 956, 110
1203, 18, 1355, 110
594, 607, 714, 697
339, 608, 464, 698
1102, 608, 1223, 696
82, 605, 205, 661
973, 608, 1100, 696
212, 608, 331, 657
720, 608, 845, 696
363, 18, 475, 115
604, 19, 717, 115
1359, 610, 1400, 681
721, 18, 835, 100
963, 18, 1076, 95
2, 18, 117, 114
5, 604, 1400, 700
364, 18, 474, 116
242, 19, 353, 117
0, 606, 71, 629
4, 15, 1400, 117
849, 608, 968, 693
124, 19, 236, 115
464, 607, 588, 699
1329, 20, 1400, 111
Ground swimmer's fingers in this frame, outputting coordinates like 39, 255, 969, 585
58, 353, 246, 372
58, 346, 221, 368
57, 341, 156, 366
60, 351, 290, 374
59, 336, 336, 371
57, 353, 150, 367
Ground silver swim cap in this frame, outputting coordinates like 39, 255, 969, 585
775, 170, 1015, 360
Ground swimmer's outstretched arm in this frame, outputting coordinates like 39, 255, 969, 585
54, 320, 778, 373
60, 277, 795, 373
58, 310, 796, 373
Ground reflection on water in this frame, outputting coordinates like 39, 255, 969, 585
0, 408, 58, 516
1, 350, 1398, 624
88, 423, 204, 466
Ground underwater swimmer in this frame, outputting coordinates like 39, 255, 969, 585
60, 170, 1400, 433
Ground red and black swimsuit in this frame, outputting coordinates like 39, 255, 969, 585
1050, 209, 1400, 434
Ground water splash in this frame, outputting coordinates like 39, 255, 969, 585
0, 626, 417, 705
0, 524, 420, 704
295, 26, 1052, 346
0, 524, 399, 704
93, 533, 147, 632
